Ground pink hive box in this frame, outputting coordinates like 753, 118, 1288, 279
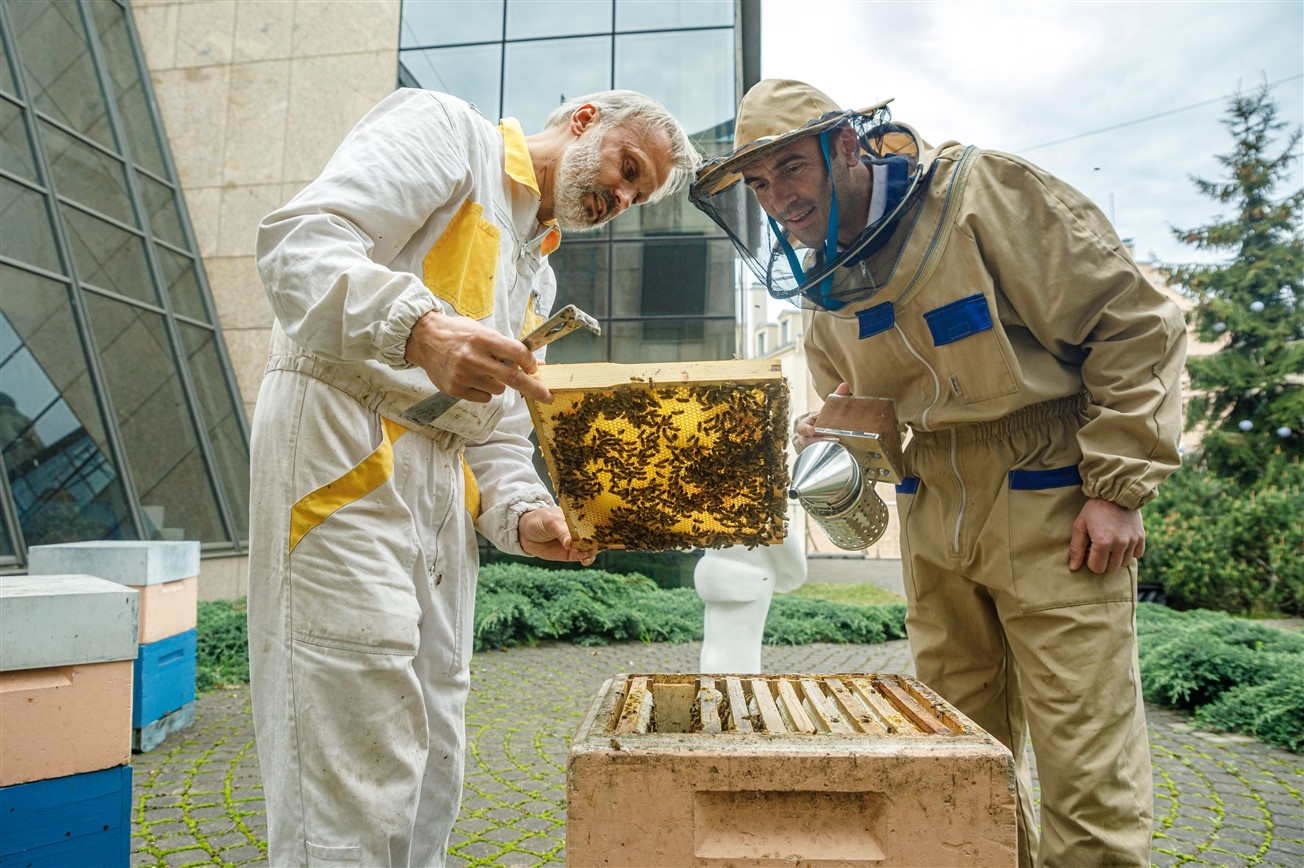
0, 661, 133, 787
136, 577, 198, 644
568, 672, 1017, 867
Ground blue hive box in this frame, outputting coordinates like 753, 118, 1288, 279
133, 628, 196, 728
0, 765, 131, 866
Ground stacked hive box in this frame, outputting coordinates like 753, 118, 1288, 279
0, 575, 139, 866
568, 672, 1018, 866
28, 540, 200, 751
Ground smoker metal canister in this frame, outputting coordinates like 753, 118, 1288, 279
790, 439, 890, 551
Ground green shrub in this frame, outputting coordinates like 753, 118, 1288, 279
1195, 665, 1304, 753
1136, 603, 1304, 752
764, 597, 906, 646
1142, 454, 1303, 616
474, 562, 703, 649
195, 598, 249, 692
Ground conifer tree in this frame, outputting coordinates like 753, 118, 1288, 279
1162, 85, 1303, 481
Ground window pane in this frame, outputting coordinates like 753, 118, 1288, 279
41, 119, 134, 224
399, 45, 501, 118
610, 237, 735, 318
0, 265, 135, 545
1, 98, 37, 181
8, 0, 115, 148
156, 247, 208, 322
615, 29, 734, 138
139, 173, 186, 247
548, 240, 608, 317
400, 0, 504, 48
0, 27, 14, 96
617, 0, 733, 31
1, 178, 61, 273
0, 507, 13, 559
83, 294, 226, 542
89, 0, 165, 176
503, 36, 610, 133
606, 317, 736, 363
62, 206, 156, 304
179, 323, 249, 539
506, 0, 610, 40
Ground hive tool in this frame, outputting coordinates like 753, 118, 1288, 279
399, 304, 600, 427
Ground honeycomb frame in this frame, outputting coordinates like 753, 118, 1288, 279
527, 360, 790, 551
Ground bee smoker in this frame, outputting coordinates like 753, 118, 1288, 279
789, 394, 903, 551
789, 440, 891, 550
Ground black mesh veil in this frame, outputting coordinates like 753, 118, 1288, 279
690, 108, 929, 312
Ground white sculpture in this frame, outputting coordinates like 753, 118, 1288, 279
694, 530, 807, 673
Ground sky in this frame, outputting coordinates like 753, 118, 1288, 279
759, 0, 1304, 267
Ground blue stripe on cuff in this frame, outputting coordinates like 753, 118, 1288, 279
896, 476, 920, 494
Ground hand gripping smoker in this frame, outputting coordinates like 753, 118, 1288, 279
789, 395, 904, 551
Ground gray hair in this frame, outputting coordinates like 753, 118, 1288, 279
545, 90, 699, 203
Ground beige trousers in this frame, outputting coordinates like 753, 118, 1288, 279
898, 395, 1153, 868
247, 371, 478, 867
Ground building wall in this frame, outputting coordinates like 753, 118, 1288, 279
131, 0, 401, 597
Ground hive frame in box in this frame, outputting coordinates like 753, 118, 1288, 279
526, 359, 790, 551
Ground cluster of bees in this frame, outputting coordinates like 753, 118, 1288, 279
543, 379, 791, 551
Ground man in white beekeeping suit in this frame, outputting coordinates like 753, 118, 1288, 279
249, 87, 697, 867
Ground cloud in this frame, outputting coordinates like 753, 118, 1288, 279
761, 0, 1304, 264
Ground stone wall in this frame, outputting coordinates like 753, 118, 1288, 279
130, 0, 402, 597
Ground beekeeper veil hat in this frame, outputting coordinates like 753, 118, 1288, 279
690, 79, 925, 311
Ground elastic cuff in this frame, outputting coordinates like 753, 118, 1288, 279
1082, 479, 1150, 511
378, 292, 441, 368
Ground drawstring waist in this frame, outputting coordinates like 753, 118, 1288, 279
910, 391, 1089, 447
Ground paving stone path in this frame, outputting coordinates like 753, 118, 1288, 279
131, 640, 1304, 867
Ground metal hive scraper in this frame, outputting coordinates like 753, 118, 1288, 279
399, 305, 600, 427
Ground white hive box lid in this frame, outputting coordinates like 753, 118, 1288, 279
0, 575, 140, 671
27, 540, 200, 587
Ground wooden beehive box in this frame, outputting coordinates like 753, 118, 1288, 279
527, 360, 790, 551
568, 673, 1017, 866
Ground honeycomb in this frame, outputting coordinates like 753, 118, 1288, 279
527, 360, 790, 551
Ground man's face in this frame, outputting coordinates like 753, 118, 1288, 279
553, 122, 673, 232
741, 132, 860, 250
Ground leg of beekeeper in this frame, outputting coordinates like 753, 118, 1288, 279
897, 438, 1038, 868
248, 371, 476, 867
695, 535, 807, 674
982, 407, 1153, 867
904, 395, 1152, 868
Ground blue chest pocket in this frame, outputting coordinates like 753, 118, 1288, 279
919, 293, 1017, 404
923, 293, 993, 345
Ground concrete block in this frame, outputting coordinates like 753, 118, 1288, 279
133, 629, 196, 727
0, 661, 133, 786
137, 577, 198, 644
0, 765, 132, 867
0, 575, 139, 672
27, 540, 200, 587
568, 673, 1017, 867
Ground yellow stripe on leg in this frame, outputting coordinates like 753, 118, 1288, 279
288, 418, 408, 553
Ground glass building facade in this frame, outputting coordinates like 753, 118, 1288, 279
0, 0, 250, 570
398, 0, 760, 364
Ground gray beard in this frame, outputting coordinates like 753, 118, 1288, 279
553, 128, 608, 232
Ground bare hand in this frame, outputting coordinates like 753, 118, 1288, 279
519, 506, 597, 565
794, 382, 852, 449
1069, 498, 1145, 573
404, 309, 551, 404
